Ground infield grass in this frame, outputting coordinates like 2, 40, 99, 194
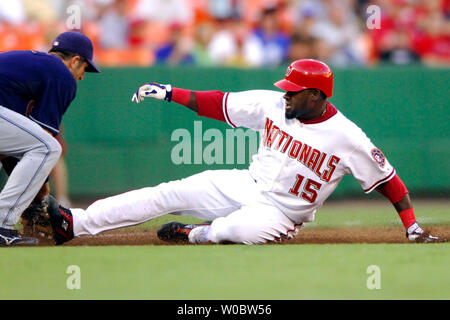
1, 243, 449, 300
1, 200, 449, 300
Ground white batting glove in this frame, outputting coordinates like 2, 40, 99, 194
406, 222, 447, 243
131, 83, 172, 103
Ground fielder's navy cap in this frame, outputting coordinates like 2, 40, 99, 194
51, 31, 101, 73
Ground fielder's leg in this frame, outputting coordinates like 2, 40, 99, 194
0, 106, 62, 230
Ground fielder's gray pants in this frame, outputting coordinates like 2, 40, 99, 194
0, 106, 61, 229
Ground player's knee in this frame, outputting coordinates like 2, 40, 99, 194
30, 137, 62, 165
45, 138, 62, 163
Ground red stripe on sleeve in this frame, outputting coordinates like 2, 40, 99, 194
196, 90, 226, 122
222, 92, 236, 127
364, 170, 395, 193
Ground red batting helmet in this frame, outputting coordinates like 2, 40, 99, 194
274, 59, 333, 97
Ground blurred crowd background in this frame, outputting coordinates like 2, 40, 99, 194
0, 0, 449, 68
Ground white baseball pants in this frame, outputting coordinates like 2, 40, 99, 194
72, 169, 300, 244
0, 106, 61, 229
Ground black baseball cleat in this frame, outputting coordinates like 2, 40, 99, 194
157, 221, 211, 243
46, 195, 74, 245
0, 227, 38, 247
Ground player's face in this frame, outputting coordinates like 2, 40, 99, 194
69, 57, 89, 81
283, 89, 316, 120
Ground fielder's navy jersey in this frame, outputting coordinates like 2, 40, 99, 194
0, 50, 76, 135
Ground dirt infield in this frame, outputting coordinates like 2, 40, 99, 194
35, 225, 450, 246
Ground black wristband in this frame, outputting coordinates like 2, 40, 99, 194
165, 87, 172, 102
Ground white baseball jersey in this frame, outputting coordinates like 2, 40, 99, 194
222, 90, 395, 223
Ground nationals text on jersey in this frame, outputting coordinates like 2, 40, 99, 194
262, 117, 340, 183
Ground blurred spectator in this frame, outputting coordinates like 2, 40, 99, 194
207, 18, 240, 66
368, 0, 449, 65
0, 0, 25, 24
208, 0, 242, 20
155, 23, 194, 65
309, 0, 366, 66
413, 5, 450, 66
293, 4, 320, 38
192, 22, 215, 66
128, 19, 149, 47
226, 18, 250, 67
22, 0, 57, 24
243, 6, 290, 67
293, 0, 329, 24
132, 0, 193, 25
369, 0, 415, 58
96, 0, 129, 48
379, 28, 421, 65
47, 0, 70, 20
288, 32, 317, 61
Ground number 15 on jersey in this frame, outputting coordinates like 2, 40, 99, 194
289, 174, 322, 203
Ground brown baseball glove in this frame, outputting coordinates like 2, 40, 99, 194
20, 198, 53, 240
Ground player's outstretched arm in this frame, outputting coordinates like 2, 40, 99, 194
131, 82, 229, 122
376, 176, 447, 243
131, 82, 199, 112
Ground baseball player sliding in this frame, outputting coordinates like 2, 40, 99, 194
45, 59, 445, 245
